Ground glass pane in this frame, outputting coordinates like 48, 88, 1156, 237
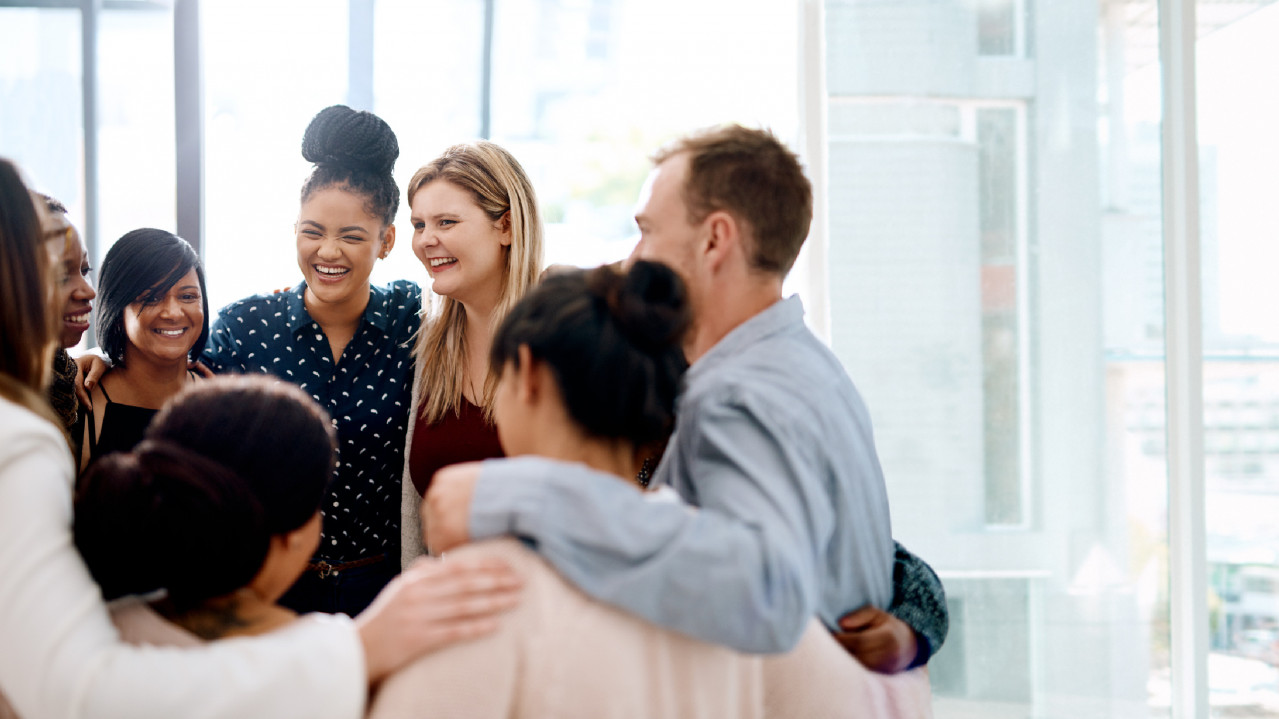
97, 7, 176, 259
371, 0, 486, 290
487, 0, 800, 270
201, 0, 350, 311
0, 8, 84, 218
1197, 1, 1279, 713
824, 0, 1167, 714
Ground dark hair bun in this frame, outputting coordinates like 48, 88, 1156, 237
593, 260, 690, 355
490, 260, 691, 449
301, 104, 399, 176
74, 440, 269, 609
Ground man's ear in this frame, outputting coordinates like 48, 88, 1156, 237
702, 210, 741, 272
379, 224, 397, 259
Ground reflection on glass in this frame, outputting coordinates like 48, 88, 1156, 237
1198, 2, 1279, 713
97, 8, 176, 256
201, 0, 350, 310
824, 0, 1167, 714
0, 8, 83, 218
488, 0, 800, 270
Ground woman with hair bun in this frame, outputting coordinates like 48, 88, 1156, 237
375, 261, 933, 718
0, 157, 519, 719
371, 261, 734, 719
196, 105, 419, 615
76, 376, 339, 643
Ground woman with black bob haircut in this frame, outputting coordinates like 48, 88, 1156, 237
82, 228, 209, 471
75, 376, 334, 640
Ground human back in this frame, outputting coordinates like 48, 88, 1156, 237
378, 261, 760, 718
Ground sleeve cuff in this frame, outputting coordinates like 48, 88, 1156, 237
468, 457, 556, 541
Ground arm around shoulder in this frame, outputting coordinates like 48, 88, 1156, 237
0, 403, 367, 719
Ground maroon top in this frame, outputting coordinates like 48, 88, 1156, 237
409, 397, 504, 496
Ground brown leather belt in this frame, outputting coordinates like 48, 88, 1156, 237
305, 554, 386, 579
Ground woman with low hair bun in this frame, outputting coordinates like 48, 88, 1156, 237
75, 376, 335, 642
1, 157, 520, 719
487, 259, 689, 453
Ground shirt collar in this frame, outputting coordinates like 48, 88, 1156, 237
685, 294, 805, 384
286, 282, 393, 336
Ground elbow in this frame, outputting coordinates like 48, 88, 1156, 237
736, 567, 814, 654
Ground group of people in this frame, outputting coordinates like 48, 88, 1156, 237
0, 104, 946, 718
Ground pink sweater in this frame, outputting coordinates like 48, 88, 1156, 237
369, 539, 932, 719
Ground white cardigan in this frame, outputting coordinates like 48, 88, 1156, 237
400, 357, 429, 568
0, 397, 366, 719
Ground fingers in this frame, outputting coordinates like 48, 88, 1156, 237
838, 605, 881, 632
73, 362, 91, 408
80, 355, 107, 391
189, 360, 215, 379
356, 556, 524, 682
400, 556, 524, 615
833, 613, 919, 674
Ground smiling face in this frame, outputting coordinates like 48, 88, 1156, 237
410, 180, 511, 310
42, 212, 96, 348
296, 186, 391, 312
122, 267, 204, 365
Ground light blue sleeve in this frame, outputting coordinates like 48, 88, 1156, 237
469, 392, 832, 654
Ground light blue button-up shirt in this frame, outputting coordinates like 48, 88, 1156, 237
470, 295, 894, 653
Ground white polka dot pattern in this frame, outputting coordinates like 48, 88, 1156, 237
204, 281, 421, 563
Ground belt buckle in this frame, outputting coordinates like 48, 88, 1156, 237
316, 561, 335, 579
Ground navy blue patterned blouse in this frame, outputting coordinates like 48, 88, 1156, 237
203, 280, 421, 563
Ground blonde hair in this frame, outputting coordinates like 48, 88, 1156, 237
408, 141, 543, 423
0, 160, 59, 425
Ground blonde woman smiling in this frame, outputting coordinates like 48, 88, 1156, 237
399, 141, 543, 562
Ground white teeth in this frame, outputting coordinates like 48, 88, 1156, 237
157, 329, 185, 337
65, 313, 89, 323
430, 257, 457, 268
316, 265, 348, 275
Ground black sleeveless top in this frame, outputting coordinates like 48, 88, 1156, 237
86, 381, 160, 463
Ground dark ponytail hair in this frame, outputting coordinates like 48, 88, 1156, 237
490, 260, 690, 446
300, 105, 400, 229
74, 376, 336, 609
